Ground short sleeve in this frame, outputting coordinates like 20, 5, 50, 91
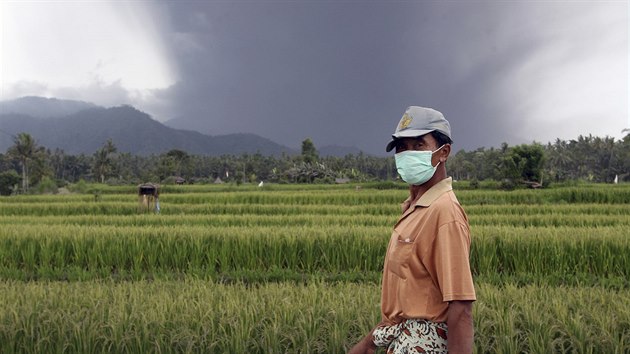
431, 221, 476, 302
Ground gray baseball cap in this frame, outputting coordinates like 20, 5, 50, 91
385, 106, 452, 152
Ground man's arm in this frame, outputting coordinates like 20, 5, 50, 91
347, 327, 377, 354
446, 300, 474, 353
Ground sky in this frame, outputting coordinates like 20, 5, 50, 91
1, 0, 628, 155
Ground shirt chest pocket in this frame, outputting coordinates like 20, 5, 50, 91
387, 230, 417, 279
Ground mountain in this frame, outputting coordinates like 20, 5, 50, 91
164, 116, 205, 133
0, 97, 364, 157
0, 96, 98, 118
165, 117, 366, 157
0, 100, 295, 156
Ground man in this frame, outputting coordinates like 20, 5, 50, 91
349, 106, 476, 354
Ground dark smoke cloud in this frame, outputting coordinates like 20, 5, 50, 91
154, 1, 627, 155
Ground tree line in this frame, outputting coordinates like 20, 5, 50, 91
1, 132, 628, 195
449, 134, 630, 187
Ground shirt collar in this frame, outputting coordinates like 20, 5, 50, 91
415, 177, 453, 207
397, 177, 453, 224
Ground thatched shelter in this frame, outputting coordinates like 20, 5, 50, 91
138, 183, 160, 213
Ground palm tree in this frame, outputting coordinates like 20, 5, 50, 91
93, 148, 111, 184
92, 139, 118, 183
7, 133, 39, 193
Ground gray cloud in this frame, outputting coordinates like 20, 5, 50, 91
8, 1, 625, 156
158, 2, 525, 154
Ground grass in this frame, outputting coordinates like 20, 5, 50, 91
0, 183, 628, 352
0, 281, 629, 353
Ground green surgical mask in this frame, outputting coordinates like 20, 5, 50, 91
395, 145, 444, 185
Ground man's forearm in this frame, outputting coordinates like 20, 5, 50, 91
446, 300, 474, 353
348, 332, 376, 354
347, 328, 377, 354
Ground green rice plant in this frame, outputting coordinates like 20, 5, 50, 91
464, 203, 630, 216
1, 222, 629, 286
0, 224, 389, 278
3, 207, 629, 230
471, 213, 630, 227
456, 185, 630, 205
2, 182, 630, 352
3, 182, 630, 206
471, 226, 630, 280
1, 280, 629, 353
473, 283, 630, 354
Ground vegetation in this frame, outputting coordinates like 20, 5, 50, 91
0, 183, 629, 352
93, 139, 117, 184
0, 170, 20, 196
1, 133, 629, 195
450, 135, 630, 185
5, 132, 46, 193
1, 281, 628, 353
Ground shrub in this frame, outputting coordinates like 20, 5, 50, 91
67, 179, 89, 193
36, 177, 58, 194
0, 170, 21, 195
500, 178, 516, 191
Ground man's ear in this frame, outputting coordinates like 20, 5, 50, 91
440, 144, 451, 162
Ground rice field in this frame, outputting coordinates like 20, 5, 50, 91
0, 182, 629, 353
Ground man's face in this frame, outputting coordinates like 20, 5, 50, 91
394, 134, 440, 154
394, 133, 449, 168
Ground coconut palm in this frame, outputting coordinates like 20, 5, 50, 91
7, 133, 41, 193
93, 139, 117, 183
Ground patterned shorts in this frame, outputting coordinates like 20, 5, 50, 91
372, 318, 448, 354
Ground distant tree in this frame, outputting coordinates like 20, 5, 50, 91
7, 132, 45, 193
590, 136, 616, 182
115, 152, 148, 184
104, 139, 117, 156
616, 133, 630, 181
65, 154, 92, 183
449, 150, 474, 180
29, 148, 54, 187
545, 139, 574, 181
301, 138, 319, 164
49, 148, 67, 182
0, 170, 21, 195
93, 139, 118, 183
0, 153, 17, 175
156, 149, 192, 181
165, 149, 191, 177
504, 144, 545, 183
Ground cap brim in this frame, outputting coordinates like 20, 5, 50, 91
385, 129, 435, 152
385, 140, 396, 152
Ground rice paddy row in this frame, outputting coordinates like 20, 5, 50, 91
3, 183, 630, 204
1, 280, 629, 354
0, 223, 629, 286
1, 183, 629, 352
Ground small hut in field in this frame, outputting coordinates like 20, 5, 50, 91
138, 183, 160, 213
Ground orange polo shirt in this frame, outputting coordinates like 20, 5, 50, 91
380, 177, 476, 325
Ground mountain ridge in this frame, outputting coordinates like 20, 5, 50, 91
0, 97, 365, 157
0, 104, 295, 156
0, 96, 98, 119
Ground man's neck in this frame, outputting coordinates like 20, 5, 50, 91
408, 167, 447, 203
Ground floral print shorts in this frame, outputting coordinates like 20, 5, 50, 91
372, 318, 448, 354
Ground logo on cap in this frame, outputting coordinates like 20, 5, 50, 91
399, 114, 412, 129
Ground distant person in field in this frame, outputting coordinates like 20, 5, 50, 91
349, 106, 476, 354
